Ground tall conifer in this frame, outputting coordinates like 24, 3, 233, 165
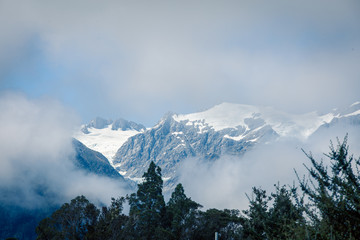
128, 161, 166, 240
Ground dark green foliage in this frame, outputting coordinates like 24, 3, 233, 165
193, 208, 243, 240
36, 195, 100, 240
127, 161, 167, 240
297, 135, 360, 239
94, 197, 128, 240
241, 185, 307, 240
167, 183, 202, 239
267, 185, 307, 239
242, 187, 270, 239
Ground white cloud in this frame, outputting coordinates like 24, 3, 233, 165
178, 129, 360, 210
0, 92, 129, 208
0, 0, 359, 125
178, 139, 307, 210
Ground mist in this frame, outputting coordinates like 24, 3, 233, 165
178, 129, 360, 211
0, 92, 129, 209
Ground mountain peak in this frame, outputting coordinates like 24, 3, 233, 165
173, 102, 260, 132
82, 117, 145, 133
88, 117, 113, 129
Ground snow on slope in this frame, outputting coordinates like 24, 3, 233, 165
74, 124, 142, 167
75, 102, 360, 171
173, 102, 337, 140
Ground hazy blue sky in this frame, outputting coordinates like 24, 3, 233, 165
1, 0, 359, 126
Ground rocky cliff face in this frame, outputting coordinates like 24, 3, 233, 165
113, 111, 279, 191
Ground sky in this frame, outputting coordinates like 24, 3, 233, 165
0, 0, 359, 127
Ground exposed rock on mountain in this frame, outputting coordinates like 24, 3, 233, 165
75, 102, 360, 192
81, 117, 146, 134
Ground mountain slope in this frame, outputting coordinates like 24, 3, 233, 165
72, 138, 126, 180
112, 112, 277, 188
75, 102, 360, 192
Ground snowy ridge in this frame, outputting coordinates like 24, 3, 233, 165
174, 103, 258, 131
173, 102, 339, 140
344, 110, 360, 117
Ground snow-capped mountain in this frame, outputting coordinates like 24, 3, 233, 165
74, 117, 146, 168
74, 102, 360, 192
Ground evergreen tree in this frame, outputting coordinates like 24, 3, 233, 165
167, 183, 202, 239
297, 135, 360, 239
36, 195, 99, 240
241, 185, 307, 240
267, 185, 307, 240
127, 161, 167, 240
241, 187, 270, 240
94, 197, 128, 240
193, 208, 242, 240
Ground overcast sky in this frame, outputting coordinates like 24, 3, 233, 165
0, 0, 359, 126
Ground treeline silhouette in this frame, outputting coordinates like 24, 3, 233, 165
35, 136, 360, 240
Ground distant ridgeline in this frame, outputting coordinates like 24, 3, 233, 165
75, 102, 360, 193
81, 117, 146, 134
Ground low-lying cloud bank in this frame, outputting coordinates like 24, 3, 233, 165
0, 93, 128, 209
178, 127, 360, 211
1, 92, 359, 213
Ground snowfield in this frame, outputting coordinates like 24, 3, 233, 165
74, 124, 143, 167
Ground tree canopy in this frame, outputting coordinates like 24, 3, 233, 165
297, 135, 360, 239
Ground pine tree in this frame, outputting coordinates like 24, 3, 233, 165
267, 184, 307, 240
241, 187, 270, 240
94, 197, 128, 240
167, 183, 202, 239
241, 185, 307, 240
297, 135, 360, 239
193, 208, 242, 240
127, 161, 167, 240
